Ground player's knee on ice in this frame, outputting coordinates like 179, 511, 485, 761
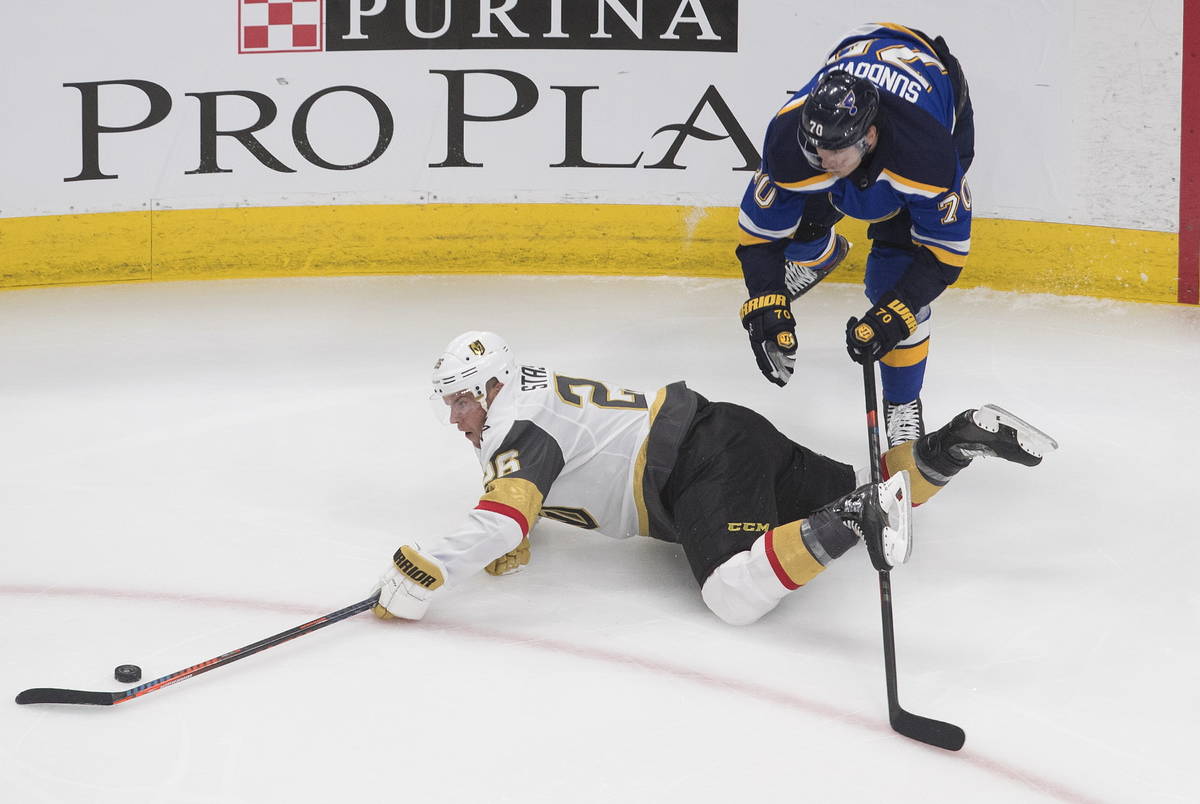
702, 546, 786, 626
701, 514, 857, 625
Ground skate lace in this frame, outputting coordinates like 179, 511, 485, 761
838, 494, 868, 540
784, 261, 824, 296
886, 400, 924, 446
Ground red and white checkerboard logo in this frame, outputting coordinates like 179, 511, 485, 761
239, 0, 323, 54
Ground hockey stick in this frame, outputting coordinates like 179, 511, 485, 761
15, 592, 380, 706
862, 361, 966, 751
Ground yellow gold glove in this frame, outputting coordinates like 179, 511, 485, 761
484, 536, 530, 576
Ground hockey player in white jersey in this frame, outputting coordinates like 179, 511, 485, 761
373, 331, 1056, 626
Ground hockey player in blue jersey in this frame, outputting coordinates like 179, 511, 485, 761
737, 23, 974, 446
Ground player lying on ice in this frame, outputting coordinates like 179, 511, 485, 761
373, 331, 1056, 626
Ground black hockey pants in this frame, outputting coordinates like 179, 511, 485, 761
661, 400, 856, 583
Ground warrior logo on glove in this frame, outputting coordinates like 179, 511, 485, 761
394, 546, 445, 589
845, 290, 919, 365
740, 293, 799, 387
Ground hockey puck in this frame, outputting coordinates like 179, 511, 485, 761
114, 664, 142, 684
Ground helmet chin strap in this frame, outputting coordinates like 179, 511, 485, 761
477, 378, 504, 413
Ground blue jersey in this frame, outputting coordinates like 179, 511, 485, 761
738, 23, 972, 308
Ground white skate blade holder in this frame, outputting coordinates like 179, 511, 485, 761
878, 470, 913, 568
973, 405, 1059, 458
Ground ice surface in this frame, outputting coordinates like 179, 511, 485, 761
2, 275, 1198, 803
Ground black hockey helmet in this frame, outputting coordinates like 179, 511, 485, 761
799, 70, 880, 154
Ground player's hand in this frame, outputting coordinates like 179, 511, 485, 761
740, 293, 797, 387
372, 545, 446, 621
845, 291, 918, 364
485, 536, 530, 576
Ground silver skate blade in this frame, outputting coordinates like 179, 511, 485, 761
878, 470, 913, 568
974, 404, 1059, 458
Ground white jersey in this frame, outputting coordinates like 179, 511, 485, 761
421, 365, 701, 588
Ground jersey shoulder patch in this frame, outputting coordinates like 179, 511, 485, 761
482, 418, 565, 498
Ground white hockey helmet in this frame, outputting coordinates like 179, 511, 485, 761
431, 331, 516, 402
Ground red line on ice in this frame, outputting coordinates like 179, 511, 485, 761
4, 583, 1107, 804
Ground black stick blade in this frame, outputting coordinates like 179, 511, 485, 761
891, 708, 966, 751
16, 688, 119, 706
14, 594, 378, 708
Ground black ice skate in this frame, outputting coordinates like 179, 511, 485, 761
784, 234, 850, 300
884, 397, 925, 448
932, 404, 1059, 468
832, 471, 913, 572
